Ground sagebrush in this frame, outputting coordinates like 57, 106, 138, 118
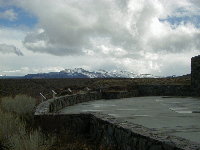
1, 95, 35, 115
0, 95, 54, 150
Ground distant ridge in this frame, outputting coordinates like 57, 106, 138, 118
23, 68, 160, 79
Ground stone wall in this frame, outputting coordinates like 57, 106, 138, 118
35, 85, 192, 115
191, 55, 200, 96
102, 90, 139, 99
35, 113, 200, 150
49, 92, 102, 113
138, 85, 191, 96
35, 92, 102, 114
35, 91, 138, 115
89, 113, 200, 150
34, 114, 91, 135
34, 54, 200, 150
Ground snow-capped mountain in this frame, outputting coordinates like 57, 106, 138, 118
24, 68, 159, 79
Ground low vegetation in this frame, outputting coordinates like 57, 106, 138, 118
0, 95, 97, 150
0, 95, 55, 150
0, 77, 190, 98
1, 95, 35, 115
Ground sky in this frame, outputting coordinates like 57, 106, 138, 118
0, 0, 200, 76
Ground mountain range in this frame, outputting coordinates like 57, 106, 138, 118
23, 68, 160, 79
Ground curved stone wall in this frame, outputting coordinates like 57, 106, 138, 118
89, 113, 200, 150
35, 113, 200, 150
34, 91, 200, 150
35, 92, 102, 115
35, 91, 138, 115
34, 55, 200, 150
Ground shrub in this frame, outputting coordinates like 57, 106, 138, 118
9, 130, 55, 150
0, 109, 54, 150
0, 95, 54, 150
0, 95, 36, 116
0, 109, 26, 149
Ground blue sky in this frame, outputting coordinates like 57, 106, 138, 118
160, 15, 200, 28
0, 6, 37, 28
1, 5, 200, 30
0, 0, 200, 76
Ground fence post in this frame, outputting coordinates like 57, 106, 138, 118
52, 90, 57, 99
40, 93, 46, 102
68, 88, 72, 93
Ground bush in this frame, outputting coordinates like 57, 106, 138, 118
0, 109, 25, 141
0, 95, 36, 116
0, 95, 55, 150
0, 109, 54, 150
9, 130, 54, 150
0, 109, 26, 149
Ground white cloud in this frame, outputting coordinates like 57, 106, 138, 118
0, 0, 13, 7
0, 43, 23, 56
11, 0, 199, 57
2, 66, 65, 75
0, 0, 200, 76
0, 9, 17, 21
0, 27, 27, 56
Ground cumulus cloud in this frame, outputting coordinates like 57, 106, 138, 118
2, 66, 65, 76
0, 9, 17, 21
191, 0, 200, 9
1, 0, 200, 76
0, 0, 13, 7
11, 0, 200, 57
0, 43, 23, 56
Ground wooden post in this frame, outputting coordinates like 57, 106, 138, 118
52, 90, 57, 99
40, 93, 46, 102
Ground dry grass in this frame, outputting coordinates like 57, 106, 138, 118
0, 109, 25, 142
0, 95, 55, 150
9, 130, 55, 150
1, 95, 35, 115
